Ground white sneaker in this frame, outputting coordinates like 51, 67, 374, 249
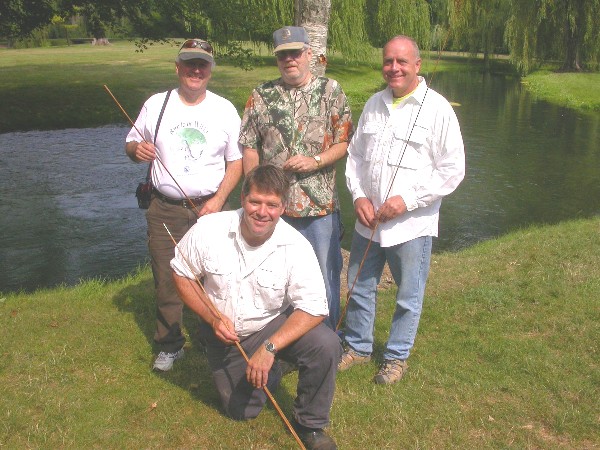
153, 349, 184, 371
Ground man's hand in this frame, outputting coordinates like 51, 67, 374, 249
246, 345, 275, 389
211, 315, 239, 346
127, 141, 156, 163
283, 155, 319, 173
376, 195, 407, 223
197, 196, 224, 217
354, 197, 377, 229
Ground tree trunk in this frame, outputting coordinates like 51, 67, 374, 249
295, 0, 331, 76
560, 0, 583, 72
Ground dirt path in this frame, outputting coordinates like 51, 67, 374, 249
340, 248, 394, 299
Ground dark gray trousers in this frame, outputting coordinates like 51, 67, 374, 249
201, 309, 342, 428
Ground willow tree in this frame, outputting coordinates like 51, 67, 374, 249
506, 0, 600, 75
448, 0, 510, 71
328, 0, 371, 60
129, 0, 433, 74
366, 0, 431, 50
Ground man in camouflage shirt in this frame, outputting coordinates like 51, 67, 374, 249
240, 26, 353, 330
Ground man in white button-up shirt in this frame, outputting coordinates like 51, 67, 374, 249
171, 165, 341, 450
339, 35, 465, 385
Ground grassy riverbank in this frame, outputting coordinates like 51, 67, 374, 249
522, 69, 600, 113
1, 217, 598, 448
1, 41, 597, 134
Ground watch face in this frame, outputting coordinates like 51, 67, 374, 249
265, 341, 276, 353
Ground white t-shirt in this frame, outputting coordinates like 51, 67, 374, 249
126, 89, 242, 199
171, 209, 328, 336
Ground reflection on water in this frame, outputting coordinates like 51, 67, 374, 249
1, 75, 599, 293
432, 72, 599, 252
0, 126, 149, 292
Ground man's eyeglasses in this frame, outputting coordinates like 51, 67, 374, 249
275, 48, 306, 60
180, 39, 213, 55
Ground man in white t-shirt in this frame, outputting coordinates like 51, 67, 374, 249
125, 39, 243, 372
171, 165, 341, 450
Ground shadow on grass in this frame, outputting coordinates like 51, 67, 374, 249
111, 273, 297, 419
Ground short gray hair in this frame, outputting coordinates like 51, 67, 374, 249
384, 35, 420, 59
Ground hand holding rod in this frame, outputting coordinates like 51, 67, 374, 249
163, 224, 306, 450
103, 84, 201, 216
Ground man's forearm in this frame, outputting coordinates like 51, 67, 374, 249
214, 158, 243, 203
268, 310, 324, 351
318, 141, 348, 167
125, 141, 139, 162
243, 147, 260, 175
172, 273, 218, 325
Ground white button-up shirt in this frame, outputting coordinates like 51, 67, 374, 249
171, 210, 328, 336
346, 77, 465, 247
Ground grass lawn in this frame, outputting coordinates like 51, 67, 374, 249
1, 217, 598, 448
522, 70, 600, 113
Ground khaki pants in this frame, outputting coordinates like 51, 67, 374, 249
146, 195, 228, 352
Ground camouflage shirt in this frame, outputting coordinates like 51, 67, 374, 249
240, 76, 353, 217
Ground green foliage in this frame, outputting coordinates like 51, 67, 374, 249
506, 0, 600, 75
449, 0, 510, 59
202, 0, 293, 44
219, 41, 264, 71
0, 0, 55, 42
367, 0, 431, 49
329, 0, 372, 60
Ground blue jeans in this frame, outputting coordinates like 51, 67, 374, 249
344, 232, 432, 361
282, 212, 342, 330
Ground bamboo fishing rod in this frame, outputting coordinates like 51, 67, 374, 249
163, 224, 306, 450
103, 84, 202, 216
337, 34, 450, 331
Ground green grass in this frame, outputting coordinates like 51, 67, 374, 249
1, 218, 598, 448
522, 70, 600, 113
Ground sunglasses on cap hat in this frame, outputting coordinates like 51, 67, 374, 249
179, 39, 213, 54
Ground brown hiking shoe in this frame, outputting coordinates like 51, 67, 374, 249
373, 359, 408, 384
337, 349, 371, 371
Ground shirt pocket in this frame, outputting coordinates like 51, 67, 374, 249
203, 256, 231, 304
254, 266, 286, 310
361, 121, 382, 161
388, 124, 429, 170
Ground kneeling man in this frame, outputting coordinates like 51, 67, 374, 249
171, 165, 341, 450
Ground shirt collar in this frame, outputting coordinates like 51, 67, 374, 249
383, 76, 428, 109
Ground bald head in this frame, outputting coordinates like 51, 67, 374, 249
382, 35, 422, 97
384, 35, 420, 60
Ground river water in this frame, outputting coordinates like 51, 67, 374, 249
1, 73, 599, 293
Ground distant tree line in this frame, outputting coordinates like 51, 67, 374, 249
1, 0, 598, 74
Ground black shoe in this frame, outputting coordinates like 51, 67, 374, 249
292, 420, 337, 450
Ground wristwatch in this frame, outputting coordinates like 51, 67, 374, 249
264, 340, 277, 355
313, 155, 322, 168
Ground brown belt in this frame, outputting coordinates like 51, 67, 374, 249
153, 188, 215, 209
